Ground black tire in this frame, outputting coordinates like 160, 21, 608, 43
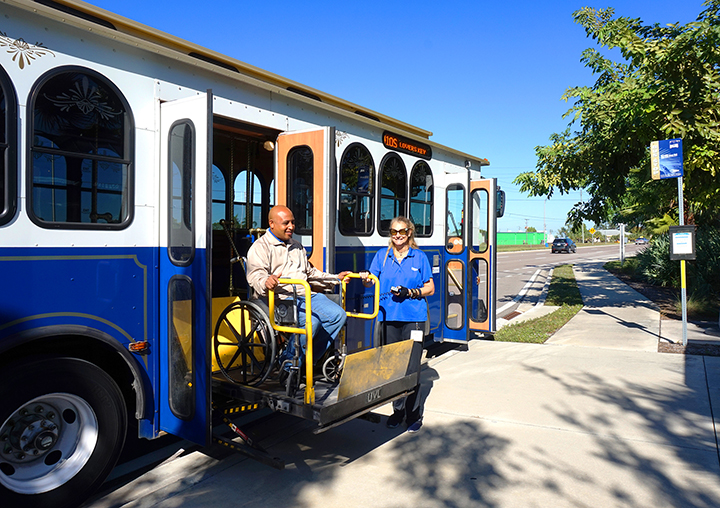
0, 357, 127, 508
322, 352, 342, 383
214, 300, 277, 386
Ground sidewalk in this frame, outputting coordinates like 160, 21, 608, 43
85, 261, 720, 508
506, 260, 720, 349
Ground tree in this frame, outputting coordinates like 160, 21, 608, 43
515, 1, 720, 229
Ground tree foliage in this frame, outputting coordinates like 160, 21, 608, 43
515, 1, 720, 228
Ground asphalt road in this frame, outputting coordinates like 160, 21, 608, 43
496, 243, 645, 318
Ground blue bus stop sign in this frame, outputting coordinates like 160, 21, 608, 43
650, 138, 683, 180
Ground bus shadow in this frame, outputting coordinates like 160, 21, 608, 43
84, 365, 512, 508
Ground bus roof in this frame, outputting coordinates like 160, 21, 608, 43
16, 0, 489, 167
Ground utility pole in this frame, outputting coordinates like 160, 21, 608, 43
543, 199, 547, 246
581, 189, 585, 244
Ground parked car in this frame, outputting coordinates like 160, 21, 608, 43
635, 237, 649, 245
551, 238, 576, 253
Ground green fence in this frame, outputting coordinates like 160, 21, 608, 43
497, 231, 547, 246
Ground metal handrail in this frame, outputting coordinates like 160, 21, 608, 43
267, 273, 381, 405
268, 279, 314, 404
342, 273, 380, 320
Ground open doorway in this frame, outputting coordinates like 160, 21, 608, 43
211, 118, 280, 298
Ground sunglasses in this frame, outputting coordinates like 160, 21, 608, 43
390, 227, 410, 236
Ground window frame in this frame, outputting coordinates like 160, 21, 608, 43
26, 66, 135, 230
0, 65, 18, 226
338, 142, 375, 237
286, 145, 314, 236
408, 160, 433, 238
167, 120, 196, 267
233, 168, 264, 230
445, 183, 466, 253
167, 274, 196, 420
377, 152, 407, 236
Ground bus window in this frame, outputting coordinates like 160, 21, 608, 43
287, 146, 313, 235
168, 275, 195, 420
378, 153, 406, 235
211, 164, 226, 228
409, 161, 433, 237
234, 170, 263, 229
471, 258, 489, 321
445, 183, 465, 253
168, 121, 194, 265
445, 260, 465, 329
29, 69, 132, 227
470, 188, 489, 253
0, 66, 17, 226
339, 142, 374, 236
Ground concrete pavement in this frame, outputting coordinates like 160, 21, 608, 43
85, 261, 720, 508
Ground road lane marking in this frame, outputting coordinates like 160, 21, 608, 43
497, 268, 542, 315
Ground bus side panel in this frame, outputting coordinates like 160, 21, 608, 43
335, 245, 443, 351
0, 246, 159, 434
0, 247, 154, 345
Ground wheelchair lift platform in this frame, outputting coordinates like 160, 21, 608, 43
212, 338, 421, 433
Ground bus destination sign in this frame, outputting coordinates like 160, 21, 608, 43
382, 131, 432, 160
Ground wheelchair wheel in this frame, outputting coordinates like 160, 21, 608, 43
214, 300, 276, 386
322, 352, 343, 383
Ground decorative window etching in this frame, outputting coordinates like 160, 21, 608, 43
0, 32, 55, 69
45, 76, 121, 119
335, 130, 348, 147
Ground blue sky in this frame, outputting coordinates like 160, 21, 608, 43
85, 0, 707, 234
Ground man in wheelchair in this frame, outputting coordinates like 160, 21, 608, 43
245, 206, 350, 386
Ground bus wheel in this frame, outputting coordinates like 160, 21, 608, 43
214, 300, 277, 386
0, 357, 127, 508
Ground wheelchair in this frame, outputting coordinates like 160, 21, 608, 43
212, 273, 378, 399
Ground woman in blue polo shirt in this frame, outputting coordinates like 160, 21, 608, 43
364, 216, 434, 432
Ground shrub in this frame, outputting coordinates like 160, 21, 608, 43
636, 225, 720, 299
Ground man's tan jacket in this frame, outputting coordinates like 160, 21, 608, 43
245, 231, 337, 298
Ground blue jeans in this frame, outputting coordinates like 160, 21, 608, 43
281, 293, 346, 369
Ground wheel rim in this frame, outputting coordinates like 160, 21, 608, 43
0, 393, 98, 494
214, 301, 276, 386
322, 355, 342, 382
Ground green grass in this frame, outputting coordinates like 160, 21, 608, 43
493, 264, 583, 344
604, 258, 640, 276
545, 264, 583, 306
678, 293, 718, 318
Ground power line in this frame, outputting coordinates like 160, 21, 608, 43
503, 212, 567, 220
505, 198, 581, 202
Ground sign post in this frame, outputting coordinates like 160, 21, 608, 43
651, 138, 688, 345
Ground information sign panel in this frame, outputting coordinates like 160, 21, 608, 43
669, 225, 696, 260
650, 139, 683, 180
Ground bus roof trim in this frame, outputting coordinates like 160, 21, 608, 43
16, 0, 490, 165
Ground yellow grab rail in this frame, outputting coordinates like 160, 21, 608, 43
268, 279, 315, 404
342, 273, 380, 320
267, 272, 379, 405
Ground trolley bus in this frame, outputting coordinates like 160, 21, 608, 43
0, 1, 502, 506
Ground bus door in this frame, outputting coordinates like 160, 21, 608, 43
442, 183, 468, 342
158, 92, 213, 446
468, 178, 499, 334
276, 127, 336, 272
